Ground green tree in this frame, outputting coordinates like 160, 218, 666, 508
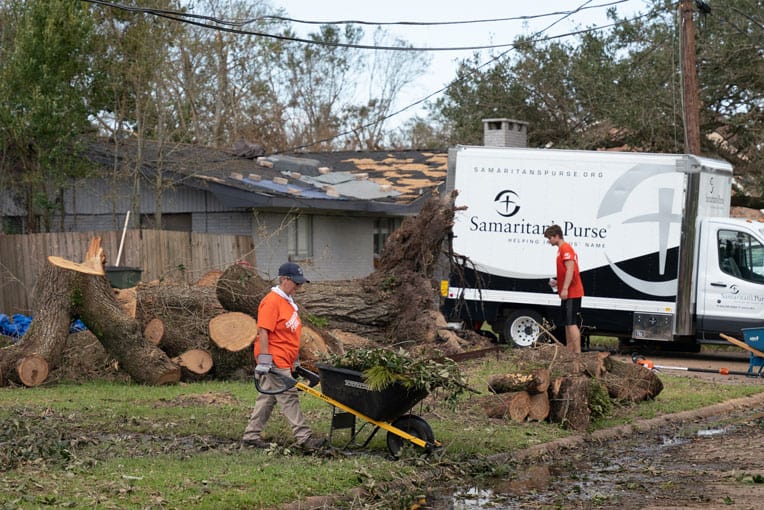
0, 0, 97, 232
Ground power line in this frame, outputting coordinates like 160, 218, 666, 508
283, 4, 655, 153
82, 0, 633, 52
254, 1, 630, 27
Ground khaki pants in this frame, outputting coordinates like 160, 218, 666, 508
243, 367, 311, 444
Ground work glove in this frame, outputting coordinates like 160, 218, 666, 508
255, 354, 273, 376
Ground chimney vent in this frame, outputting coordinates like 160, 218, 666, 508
482, 118, 528, 147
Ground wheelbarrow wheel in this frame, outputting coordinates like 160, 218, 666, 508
386, 415, 434, 458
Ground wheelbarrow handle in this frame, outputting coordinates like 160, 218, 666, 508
254, 367, 320, 395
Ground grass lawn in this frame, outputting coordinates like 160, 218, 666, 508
1, 348, 763, 509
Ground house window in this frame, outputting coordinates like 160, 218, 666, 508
288, 214, 313, 259
374, 217, 401, 258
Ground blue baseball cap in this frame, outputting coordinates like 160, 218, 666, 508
278, 262, 309, 284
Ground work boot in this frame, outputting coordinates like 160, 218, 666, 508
241, 436, 270, 449
297, 436, 326, 453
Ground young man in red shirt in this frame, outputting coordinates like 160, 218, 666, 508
544, 225, 584, 353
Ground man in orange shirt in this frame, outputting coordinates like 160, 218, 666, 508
544, 225, 584, 353
242, 262, 324, 452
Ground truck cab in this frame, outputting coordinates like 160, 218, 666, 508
696, 218, 764, 341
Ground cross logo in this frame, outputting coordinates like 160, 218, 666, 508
494, 190, 520, 218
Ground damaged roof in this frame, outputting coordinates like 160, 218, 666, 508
86, 138, 447, 214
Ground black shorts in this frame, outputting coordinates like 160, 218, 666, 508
560, 298, 582, 326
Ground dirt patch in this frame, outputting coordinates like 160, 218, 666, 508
430, 394, 764, 510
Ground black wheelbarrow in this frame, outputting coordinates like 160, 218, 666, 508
255, 363, 440, 457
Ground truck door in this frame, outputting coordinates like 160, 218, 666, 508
698, 222, 764, 337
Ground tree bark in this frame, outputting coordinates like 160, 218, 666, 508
73, 271, 180, 385
602, 358, 663, 402
549, 376, 591, 431
0, 263, 76, 386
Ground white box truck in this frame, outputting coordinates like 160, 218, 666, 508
443, 145, 764, 350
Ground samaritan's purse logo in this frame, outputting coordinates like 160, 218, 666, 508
495, 190, 520, 217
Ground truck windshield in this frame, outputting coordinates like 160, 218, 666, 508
718, 229, 764, 283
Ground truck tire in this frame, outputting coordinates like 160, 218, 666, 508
504, 309, 545, 348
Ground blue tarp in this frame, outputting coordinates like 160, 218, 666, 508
0, 314, 86, 343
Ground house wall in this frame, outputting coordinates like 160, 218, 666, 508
4, 177, 381, 282
243, 212, 375, 282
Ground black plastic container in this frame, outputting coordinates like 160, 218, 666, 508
317, 364, 428, 422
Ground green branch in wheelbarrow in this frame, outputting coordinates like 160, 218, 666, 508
321, 347, 479, 405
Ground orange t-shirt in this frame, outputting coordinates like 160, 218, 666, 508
556, 242, 584, 299
254, 290, 302, 369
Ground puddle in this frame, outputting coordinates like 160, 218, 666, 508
697, 427, 727, 437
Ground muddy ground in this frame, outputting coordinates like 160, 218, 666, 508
432, 348, 764, 510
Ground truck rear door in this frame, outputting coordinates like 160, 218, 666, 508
697, 219, 764, 337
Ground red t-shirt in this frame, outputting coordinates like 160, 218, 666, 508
254, 291, 302, 369
556, 242, 584, 299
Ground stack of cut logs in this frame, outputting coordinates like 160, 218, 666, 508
0, 238, 343, 387
477, 344, 663, 431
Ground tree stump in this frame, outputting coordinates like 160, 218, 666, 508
0, 262, 77, 386
549, 375, 591, 431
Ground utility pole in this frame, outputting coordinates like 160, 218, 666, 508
679, 0, 701, 155
675, 0, 702, 341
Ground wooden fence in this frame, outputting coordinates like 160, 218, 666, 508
0, 230, 256, 314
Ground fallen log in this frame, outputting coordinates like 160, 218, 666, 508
481, 391, 531, 422
0, 260, 78, 386
73, 272, 181, 385
215, 191, 461, 345
488, 368, 551, 394
601, 358, 663, 402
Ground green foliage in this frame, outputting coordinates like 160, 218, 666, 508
0, 0, 97, 231
436, 0, 763, 182
306, 314, 329, 328
588, 378, 612, 419
322, 347, 468, 404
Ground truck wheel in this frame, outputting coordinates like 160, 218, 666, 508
504, 309, 545, 347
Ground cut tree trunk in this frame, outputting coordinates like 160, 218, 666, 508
73, 272, 181, 385
144, 318, 165, 345
481, 391, 531, 422
487, 368, 550, 394
171, 349, 213, 374
549, 375, 591, 431
527, 392, 550, 421
0, 262, 77, 386
45, 237, 182, 385
209, 312, 257, 351
601, 358, 663, 402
